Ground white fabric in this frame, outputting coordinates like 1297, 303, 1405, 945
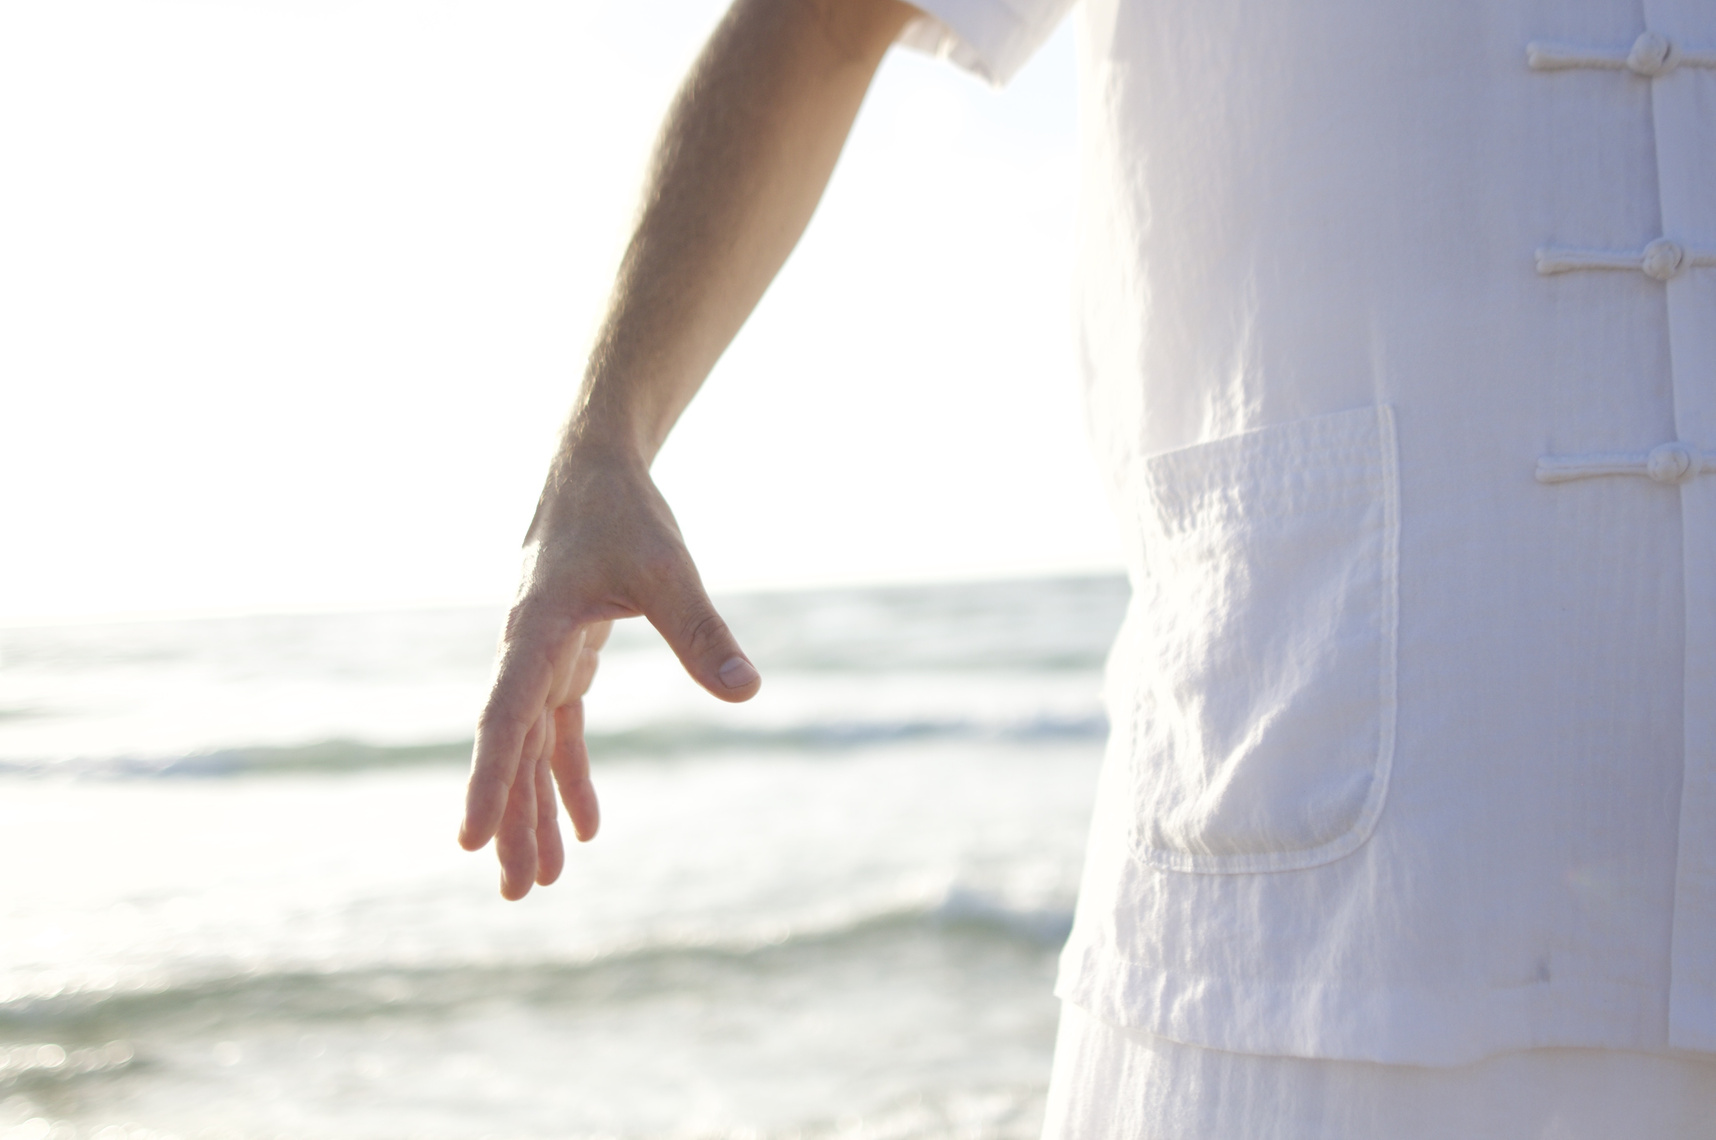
903, 0, 1716, 1066
899, 0, 1077, 86
1040, 1002, 1716, 1140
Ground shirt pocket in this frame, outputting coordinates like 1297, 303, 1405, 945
1112, 404, 1400, 874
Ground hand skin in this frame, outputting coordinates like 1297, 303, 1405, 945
459, 0, 920, 899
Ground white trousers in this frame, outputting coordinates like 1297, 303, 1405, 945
1041, 1002, 1716, 1140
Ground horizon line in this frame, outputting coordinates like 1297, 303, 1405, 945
0, 558, 1127, 630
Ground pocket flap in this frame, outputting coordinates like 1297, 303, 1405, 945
1118, 405, 1400, 874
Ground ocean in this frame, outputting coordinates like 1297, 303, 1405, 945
0, 575, 1127, 1140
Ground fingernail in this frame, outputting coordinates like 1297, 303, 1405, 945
718, 656, 759, 689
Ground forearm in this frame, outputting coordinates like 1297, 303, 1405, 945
554, 0, 915, 481
467, 0, 919, 890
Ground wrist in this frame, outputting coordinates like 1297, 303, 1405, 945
524, 422, 650, 544
571, 363, 685, 468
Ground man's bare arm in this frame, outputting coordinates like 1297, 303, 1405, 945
459, 0, 919, 899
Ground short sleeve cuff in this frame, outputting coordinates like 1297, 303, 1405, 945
897, 0, 1074, 87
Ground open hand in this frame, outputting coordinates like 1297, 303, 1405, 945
457, 449, 761, 899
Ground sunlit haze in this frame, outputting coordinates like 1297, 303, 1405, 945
0, 0, 1119, 623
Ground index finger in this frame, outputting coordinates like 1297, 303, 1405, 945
459, 614, 583, 851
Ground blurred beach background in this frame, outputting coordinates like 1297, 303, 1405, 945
0, 576, 1123, 1139
0, 1, 1122, 1137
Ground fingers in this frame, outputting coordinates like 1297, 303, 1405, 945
533, 742, 565, 886
539, 623, 592, 722
460, 616, 578, 852
462, 605, 604, 898
642, 560, 761, 703
551, 700, 600, 842
494, 712, 545, 900
494, 711, 573, 897
566, 633, 603, 704
466, 516, 758, 902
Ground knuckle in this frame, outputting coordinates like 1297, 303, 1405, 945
476, 702, 533, 740
502, 600, 584, 659
502, 600, 533, 641
680, 610, 731, 657
502, 599, 566, 648
635, 548, 687, 592
571, 648, 601, 690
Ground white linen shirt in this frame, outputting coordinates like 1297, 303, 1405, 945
903, 0, 1716, 1065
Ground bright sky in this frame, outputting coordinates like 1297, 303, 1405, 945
0, 0, 1120, 623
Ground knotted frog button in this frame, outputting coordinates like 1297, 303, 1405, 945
1642, 238, 1686, 281
1647, 441, 1699, 484
1628, 31, 1678, 76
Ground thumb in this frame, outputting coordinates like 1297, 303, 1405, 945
642, 555, 760, 703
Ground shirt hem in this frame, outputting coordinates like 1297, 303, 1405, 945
1056, 933, 1679, 1067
